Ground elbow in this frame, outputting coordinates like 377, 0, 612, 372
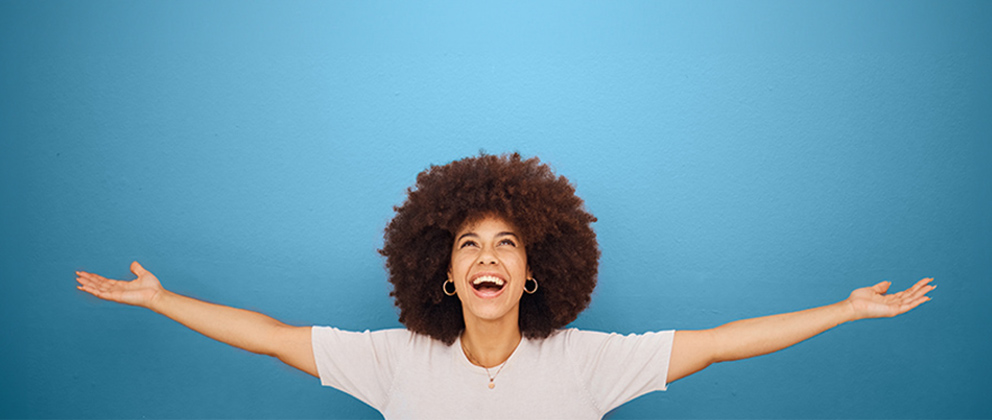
669, 329, 721, 383
702, 328, 729, 365
254, 322, 294, 358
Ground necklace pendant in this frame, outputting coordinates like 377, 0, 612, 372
488, 382, 495, 389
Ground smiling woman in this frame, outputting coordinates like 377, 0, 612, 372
449, 217, 531, 329
379, 153, 599, 347
76, 153, 934, 419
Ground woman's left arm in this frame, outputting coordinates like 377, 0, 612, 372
667, 278, 935, 384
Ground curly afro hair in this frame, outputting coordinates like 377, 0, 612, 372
379, 153, 600, 345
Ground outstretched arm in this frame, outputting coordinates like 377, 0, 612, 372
667, 278, 935, 384
76, 262, 317, 377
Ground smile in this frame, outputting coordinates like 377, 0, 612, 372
471, 275, 506, 298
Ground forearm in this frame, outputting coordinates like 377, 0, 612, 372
711, 300, 857, 363
669, 279, 933, 383
148, 290, 289, 357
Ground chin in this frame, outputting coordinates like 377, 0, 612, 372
464, 301, 521, 323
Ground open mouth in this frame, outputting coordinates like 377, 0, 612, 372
471, 275, 506, 294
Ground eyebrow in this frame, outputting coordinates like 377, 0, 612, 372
456, 232, 519, 242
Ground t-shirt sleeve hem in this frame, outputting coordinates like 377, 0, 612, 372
658, 329, 676, 391
311, 325, 334, 387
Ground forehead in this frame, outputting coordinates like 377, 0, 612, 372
455, 214, 520, 236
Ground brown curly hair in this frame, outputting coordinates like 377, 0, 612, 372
379, 153, 600, 345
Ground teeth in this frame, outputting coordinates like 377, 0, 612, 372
472, 276, 505, 286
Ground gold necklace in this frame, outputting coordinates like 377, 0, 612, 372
461, 340, 509, 389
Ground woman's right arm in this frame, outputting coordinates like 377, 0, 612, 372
76, 261, 318, 377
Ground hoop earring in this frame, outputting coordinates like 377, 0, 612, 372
443, 279, 457, 296
524, 278, 538, 294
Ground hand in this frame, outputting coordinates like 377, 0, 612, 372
76, 261, 164, 308
847, 278, 934, 320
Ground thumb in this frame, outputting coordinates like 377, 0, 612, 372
871, 280, 891, 294
130, 261, 148, 277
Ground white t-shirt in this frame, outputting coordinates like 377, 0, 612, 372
311, 326, 675, 420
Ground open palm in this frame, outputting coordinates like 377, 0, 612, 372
848, 277, 934, 319
76, 261, 162, 308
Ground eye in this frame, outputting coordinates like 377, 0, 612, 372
499, 238, 517, 247
459, 240, 478, 249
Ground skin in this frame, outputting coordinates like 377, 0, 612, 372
76, 264, 319, 377
448, 216, 531, 367
75, 214, 935, 385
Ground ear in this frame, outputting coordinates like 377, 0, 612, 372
526, 265, 532, 280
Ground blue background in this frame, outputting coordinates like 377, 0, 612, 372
2, 1, 990, 418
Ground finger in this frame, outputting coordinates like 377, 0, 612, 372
871, 281, 891, 294
84, 278, 111, 293
82, 274, 120, 293
893, 278, 932, 299
906, 284, 936, 302
75, 273, 105, 290
79, 271, 112, 284
82, 271, 127, 291
901, 279, 934, 299
906, 278, 933, 295
76, 271, 97, 282
76, 275, 96, 290
77, 271, 107, 287
130, 261, 147, 278
897, 295, 931, 315
75, 272, 90, 284
77, 284, 111, 301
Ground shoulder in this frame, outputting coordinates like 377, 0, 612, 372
540, 328, 675, 345
311, 327, 413, 351
524, 328, 616, 355
525, 328, 676, 364
312, 326, 412, 339
311, 326, 448, 353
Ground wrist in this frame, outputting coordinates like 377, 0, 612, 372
147, 288, 172, 313
838, 298, 860, 323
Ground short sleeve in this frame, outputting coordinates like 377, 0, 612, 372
564, 329, 676, 413
310, 326, 410, 409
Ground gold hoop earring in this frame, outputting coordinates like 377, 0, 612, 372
443, 279, 457, 296
524, 278, 538, 294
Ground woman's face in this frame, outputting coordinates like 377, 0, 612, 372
449, 215, 531, 327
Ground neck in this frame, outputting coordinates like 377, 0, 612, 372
461, 316, 522, 368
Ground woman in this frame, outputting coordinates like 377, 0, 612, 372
76, 153, 934, 419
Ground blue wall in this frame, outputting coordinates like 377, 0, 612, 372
2, 1, 989, 418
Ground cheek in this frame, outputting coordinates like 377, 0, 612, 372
504, 251, 528, 271
449, 253, 471, 275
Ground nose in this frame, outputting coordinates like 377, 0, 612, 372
477, 247, 498, 265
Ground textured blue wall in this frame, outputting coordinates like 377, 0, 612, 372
1, 1, 989, 418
